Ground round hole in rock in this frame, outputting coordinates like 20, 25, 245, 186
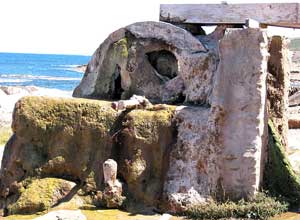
146, 50, 178, 80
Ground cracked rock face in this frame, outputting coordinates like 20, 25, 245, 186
73, 21, 218, 105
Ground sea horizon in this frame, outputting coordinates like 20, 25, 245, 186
0, 51, 92, 57
0, 52, 90, 92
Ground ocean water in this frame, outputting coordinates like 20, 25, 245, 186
0, 52, 90, 91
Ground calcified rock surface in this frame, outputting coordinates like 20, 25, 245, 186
267, 36, 290, 148
73, 21, 217, 105
0, 21, 292, 215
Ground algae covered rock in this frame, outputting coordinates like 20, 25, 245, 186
0, 96, 178, 213
0, 96, 118, 205
7, 178, 75, 215
117, 106, 176, 207
264, 120, 300, 205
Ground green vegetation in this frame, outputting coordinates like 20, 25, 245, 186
185, 192, 287, 220
128, 107, 176, 144
0, 126, 12, 146
263, 120, 300, 206
113, 37, 128, 58
7, 178, 71, 215
289, 38, 300, 51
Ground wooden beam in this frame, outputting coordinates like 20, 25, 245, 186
160, 3, 300, 28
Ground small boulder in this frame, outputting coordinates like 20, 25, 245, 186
7, 178, 76, 215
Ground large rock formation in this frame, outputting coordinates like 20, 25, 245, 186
73, 21, 217, 105
0, 20, 294, 216
0, 96, 177, 213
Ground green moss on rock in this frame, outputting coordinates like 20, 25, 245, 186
264, 120, 300, 206
119, 106, 176, 206
7, 178, 75, 215
1, 96, 118, 206
113, 38, 128, 58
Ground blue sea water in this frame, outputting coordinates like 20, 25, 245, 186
0, 52, 90, 91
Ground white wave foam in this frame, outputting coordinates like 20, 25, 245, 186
33, 87, 73, 97
0, 74, 81, 81
0, 79, 31, 83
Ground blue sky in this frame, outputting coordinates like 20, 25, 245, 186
0, 0, 299, 55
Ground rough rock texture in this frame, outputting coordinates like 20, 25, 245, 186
102, 159, 125, 208
163, 106, 219, 212
264, 121, 300, 206
0, 97, 118, 210
117, 107, 176, 207
73, 21, 219, 105
211, 28, 268, 199
0, 22, 294, 215
162, 28, 269, 211
0, 96, 177, 213
267, 36, 290, 148
7, 178, 75, 215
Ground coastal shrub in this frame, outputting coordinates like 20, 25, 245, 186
263, 120, 300, 206
0, 126, 12, 146
185, 192, 287, 220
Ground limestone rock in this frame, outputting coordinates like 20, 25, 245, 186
267, 36, 290, 148
163, 106, 218, 212
103, 181, 125, 208
117, 106, 176, 207
163, 28, 269, 212
0, 96, 177, 212
112, 95, 152, 111
7, 178, 75, 215
0, 86, 38, 95
211, 28, 269, 199
0, 97, 118, 205
103, 159, 118, 185
102, 159, 125, 208
73, 21, 218, 105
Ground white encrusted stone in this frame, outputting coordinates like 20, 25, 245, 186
103, 159, 118, 186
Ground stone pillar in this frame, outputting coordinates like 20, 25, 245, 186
211, 28, 269, 199
102, 159, 125, 208
103, 159, 118, 185
267, 36, 290, 149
